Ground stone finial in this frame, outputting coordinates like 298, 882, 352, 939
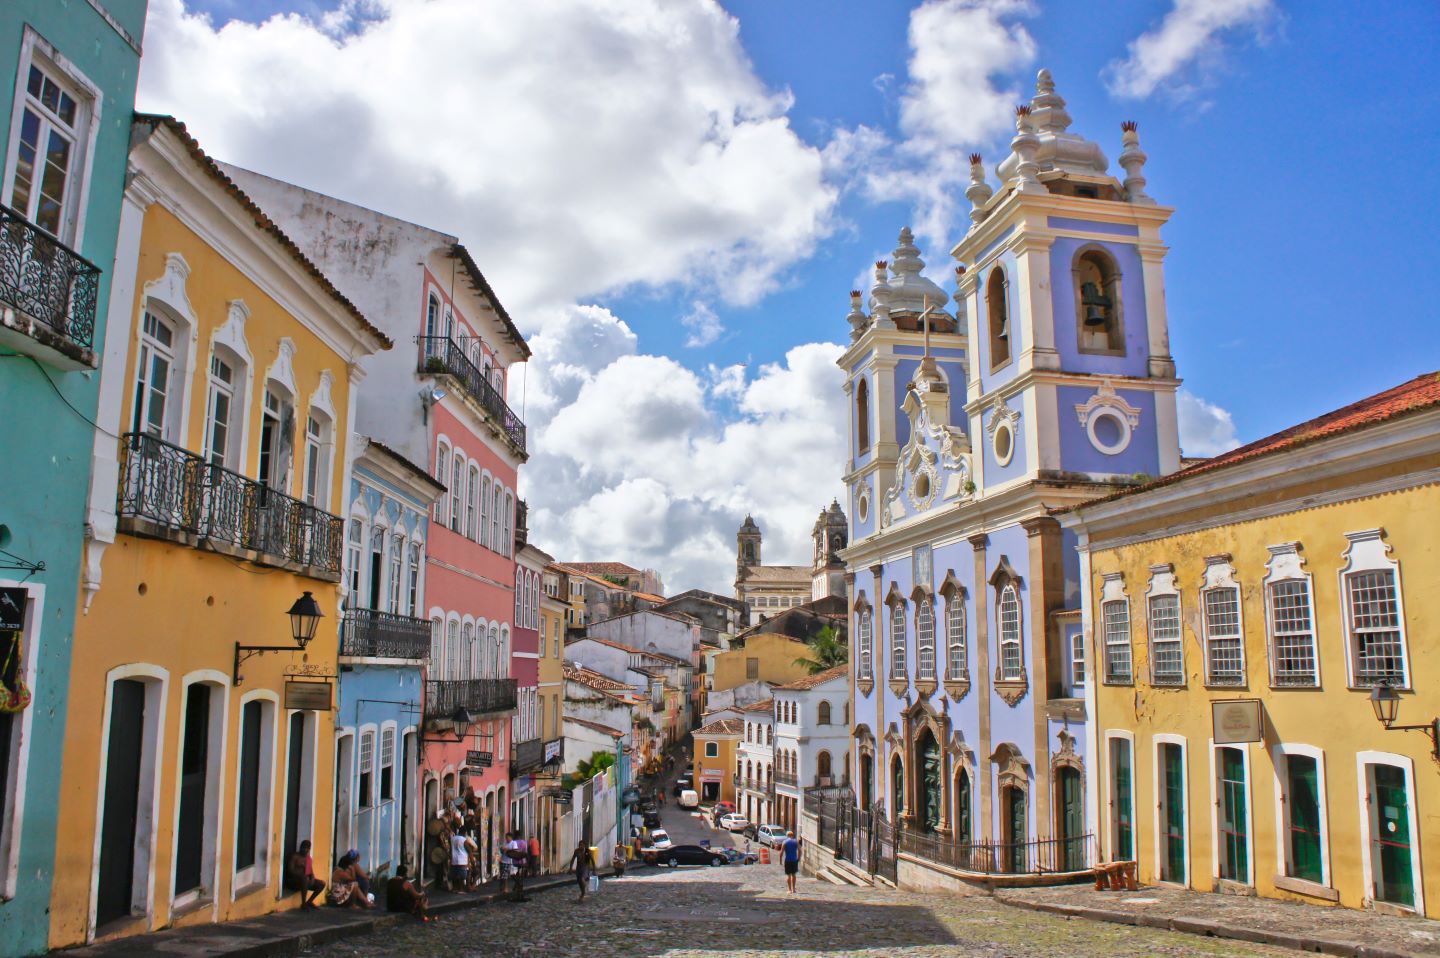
1119, 121, 1154, 205
953, 266, 968, 324
847, 289, 868, 341
965, 153, 993, 223
1037, 68, 1054, 94
870, 261, 895, 330
1031, 67, 1072, 134
1010, 105, 1044, 194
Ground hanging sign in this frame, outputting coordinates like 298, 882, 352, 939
284, 680, 332, 711
1211, 699, 1263, 744
544, 739, 564, 764
0, 588, 27, 631
466, 750, 493, 768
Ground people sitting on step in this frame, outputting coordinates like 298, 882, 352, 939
284, 840, 325, 909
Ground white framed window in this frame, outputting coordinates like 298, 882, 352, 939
4, 38, 99, 244
889, 600, 906, 682
406, 543, 421, 616
515, 571, 524, 622
1200, 556, 1245, 687
387, 535, 403, 614
466, 465, 479, 540
479, 475, 491, 550
1101, 573, 1132, 684
344, 520, 364, 607
379, 728, 395, 802
357, 730, 374, 808
1339, 530, 1407, 688
1146, 564, 1183, 686
446, 620, 460, 680
915, 598, 935, 680
1270, 744, 1329, 890
258, 386, 292, 491
1070, 629, 1086, 690
1263, 543, 1318, 688
232, 695, 276, 891
430, 617, 444, 675
434, 441, 450, 524
449, 453, 463, 533
857, 606, 872, 680
705, 741, 718, 758
945, 592, 967, 679
491, 486, 502, 554
132, 310, 176, 439
997, 583, 1022, 681
366, 528, 385, 610
302, 412, 330, 508
203, 352, 237, 467
502, 492, 514, 557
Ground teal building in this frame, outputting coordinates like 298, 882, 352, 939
0, 4, 147, 954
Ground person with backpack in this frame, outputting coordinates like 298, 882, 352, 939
503, 832, 530, 901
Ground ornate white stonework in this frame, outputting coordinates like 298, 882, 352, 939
1074, 379, 1142, 456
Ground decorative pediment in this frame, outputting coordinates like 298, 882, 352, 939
883, 722, 903, 749
990, 742, 1033, 791
985, 393, 1021, 438
1073, 378, 1141, 428
880, 374, 974, 530
1051, 728, 1083, 773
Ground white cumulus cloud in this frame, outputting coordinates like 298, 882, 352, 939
1105, 0, 1275, 100
682, 302, 724, 348
1177, 390, 1241, 458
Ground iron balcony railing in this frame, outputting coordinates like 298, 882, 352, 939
774, 771, 799, 789
117, 432, 343, 577
416, 336, 526, 452
424, 678, 517, 722
0, 204, 101, 352
896, 823, 1095, 875
511, 737, 545, 774
340, 608, 430, 660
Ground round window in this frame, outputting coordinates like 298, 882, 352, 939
913, 472, 930, 500
993, 423, 1014, 466
857, 494, 869, 523
1086, 410, 1132, 455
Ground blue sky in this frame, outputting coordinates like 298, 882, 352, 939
148, 0, 1440, 590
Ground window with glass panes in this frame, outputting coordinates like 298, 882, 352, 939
450, 455, 463, 532
1203, 588, 1245, 686
1147, 593, 1184, 685
997, 585, 1022, 680
1284, 754, 1322, 883
1109, 738, 1134, 861
358, 732, 374, 807
345, 521, 363, 607
8, 62, 84, 239
379, 729, 395, 801
1217, 747, 1248, 882
259, 388, 288, 489
890, 603, 907, 681
858, 610, 873, 679
916, 599, 935, 679
467, 466, 479, 539
303, 415, 326, 506
204, 355, 235, 467
1070, 631, 1086, 689
1347, 570, 1404, 686
1268, 579, 1317, 686
946, 596, 967, 678
387, 535, 403, 614
132, 312, 175, 438
1102, 600, 1132, 683
407, 544, 420, 615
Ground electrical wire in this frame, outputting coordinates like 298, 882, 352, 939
0, 352, 121, 440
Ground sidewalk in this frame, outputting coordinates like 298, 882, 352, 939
998, 883, 1440, 958
51, 874, 573, 958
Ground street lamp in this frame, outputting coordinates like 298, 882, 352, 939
234, 591, 326, 686
1368, 680, 1439, 760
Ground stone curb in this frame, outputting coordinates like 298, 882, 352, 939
998, 897, 1432, 958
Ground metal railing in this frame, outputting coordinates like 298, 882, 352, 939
117, 432, 343, 576
340, 608, 430, 660
416, 337, 526, 452
774, 771, 799, 789
0, 204, 101, 351
511, 737, 544, 774
896, 823, 1094, 875
424, 677, 517, 721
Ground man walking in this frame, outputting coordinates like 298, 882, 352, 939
504, 832, 530, 902
782, 830, 801, 893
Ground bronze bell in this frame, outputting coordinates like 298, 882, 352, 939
1081, 281, 1111, 326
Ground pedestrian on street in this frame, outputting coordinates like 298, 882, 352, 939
449, 827, 472, 893
570, 840, 593, 902
504, 832, 530, 902
782, 830, 801, 893
284, 840, 325, 908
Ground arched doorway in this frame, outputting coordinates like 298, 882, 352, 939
953, 767, 972, 844
1056, 766, 1084, 871
1001, 785, 1026, 873
860, 753, 874, 809
890, 755, 904, 819
914, 729, 941, 832
817, 750, 832, 783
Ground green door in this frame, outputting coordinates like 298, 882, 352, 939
1111, 740, 1133, 861
1003, 786, 1026, 873
1161, 743, 1186, 883
954, 769, 972, 844
1286, 755, 1322, 884
1059, 767, 1084, 871
1371, 764, 1414, 907
1218, 747, 1248, 883
918, 733, 941, 832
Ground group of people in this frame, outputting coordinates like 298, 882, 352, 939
284, 842, 431, 920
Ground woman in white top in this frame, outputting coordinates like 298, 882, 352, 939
450, 831, 471, 892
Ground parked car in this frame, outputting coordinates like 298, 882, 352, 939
719, 846, 758, 865
718, 812, 750, 832
655, 844, 727, 867
755, 824, 788, 847
672, 777, 693, 797
677, 789, 700, 809
649, 828, 674, 850
713, 800, 736, 816
643, 809, 662, 827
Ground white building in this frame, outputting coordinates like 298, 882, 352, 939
735, 699, 775, 828
773, 665, 851, 833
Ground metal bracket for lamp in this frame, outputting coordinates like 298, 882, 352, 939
232, 591, 324, 686
421, 707, 477, 744
1369, 680, 1440, 761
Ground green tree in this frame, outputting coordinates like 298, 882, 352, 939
794, 624, 848, 675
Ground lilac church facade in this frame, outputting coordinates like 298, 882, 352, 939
839, 70, 1180, 887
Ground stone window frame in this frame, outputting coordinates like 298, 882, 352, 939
1071, 243, 1126, 357
1337, 529, 1409, 690
985, 264, 1012, 372
989, 557, 1027, 705
854, 591, 873, 695
1146, 564, 1185, 687
886, 582, 909, 697
1199, 554, 1247, 689
939, 570, 970, 701
913, 585, 937, 694
1100, 572, 1133, 686
1262, 542, 1321, 689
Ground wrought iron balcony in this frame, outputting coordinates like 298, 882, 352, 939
340, 608, 430, 660
424, 677, 517, 722
416, 337, 526, 453
511, 737, 545, 774
0, 204, 101, 365
117, 433, 343, 579
774, 771, 799, 790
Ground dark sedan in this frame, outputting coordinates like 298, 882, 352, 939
652, 844, 727, 867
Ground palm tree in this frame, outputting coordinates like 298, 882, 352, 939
794, 624, 848, 675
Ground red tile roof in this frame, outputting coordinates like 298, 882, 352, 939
740, 698, 775, 712
566, 562, 644, 577
1068, 371, 1440, 510
564, 716, 625, 739
694, 718, 743, 736
775, 664, 849, 690
563, 666, 632, 694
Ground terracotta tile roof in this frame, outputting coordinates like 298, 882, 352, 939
566, 562, 643, 577
448, 243, 531, 359
738, 565, 811, 583
1065, 371, 1440, 511
362, 438, 447, 495
563, 666, 632, 693
133, 114, 392, 352
694, 718, 743, 736
740, 698, 775, 712
564, 716, 625, 739
775, 664, 849, 690
631, 592, 667, 604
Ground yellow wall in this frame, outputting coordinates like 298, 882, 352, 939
1090, 479, 1440, 916
50, 203, 360, 946
692, 734, 738, 806
712, 632, 812, 692
538, 600, 565, 741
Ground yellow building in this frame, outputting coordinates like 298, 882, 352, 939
692, 717, 741, 806
51, 116, 389, 947
536, 562, 569, 872
711, 631, 813, 693
1063, 372, 1440, 917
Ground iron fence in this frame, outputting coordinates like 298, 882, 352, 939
0, 204, 101, 351
117, 432, 343, 576
896, 823, 1094, 875
416, 336, 526, 452
424, 678, 517, 721
340, 608, 430, 659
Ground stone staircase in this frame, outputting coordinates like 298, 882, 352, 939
817, 857, 887, 888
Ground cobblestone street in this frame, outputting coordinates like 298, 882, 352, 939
308, 864, 1303, 958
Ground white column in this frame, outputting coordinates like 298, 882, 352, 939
1138, 241, 1175, 379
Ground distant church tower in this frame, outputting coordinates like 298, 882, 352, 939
812, 500, 848, 599
736, 514, 761, 572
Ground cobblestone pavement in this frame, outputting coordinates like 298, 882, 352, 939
306, 862, 1303, 958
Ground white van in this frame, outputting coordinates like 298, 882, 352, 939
678, 788, 700, 809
